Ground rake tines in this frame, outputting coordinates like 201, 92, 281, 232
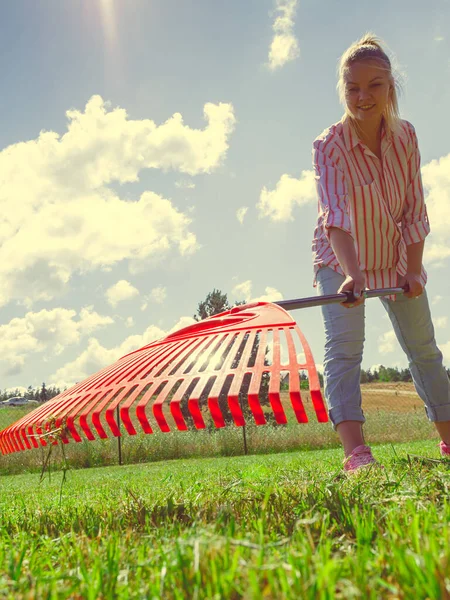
0, 302, 327, 455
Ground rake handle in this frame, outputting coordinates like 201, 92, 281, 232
275, 287, 406, 311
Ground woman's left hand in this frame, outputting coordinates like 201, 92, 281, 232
397, 272, 424, 299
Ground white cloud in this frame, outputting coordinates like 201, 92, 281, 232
0, 95, 236, 308
441, 341, 450, 365
378, 330, 398, 354
77, 306, 113, 335
424, 244, 450, 266
434, 316, 448, 329
50, 338, 128, 390
253, 287, 284, 303
366, 362, 406, 372
267, 0, 300, 71
257, 170, 316, 221
236, 207, 248, 224
50, 315, 196, 389
5, 385, 28, 396
125, 317, 134, 328
432, 295, 444, 305
422, 152, 450, 265
232, 280, 283, 303
232, 280, 252, 301
150, 286, 167, 304
0, 307, 113, 376
141, 286, 167, 310
106, 280, 139, 307
175, 179, 196, 189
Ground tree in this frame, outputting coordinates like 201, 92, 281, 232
370, 367, 379, 382
193, 289, 231, 322
360, 369, 369, 384
39, 382, 48, 403
400, 368, 412, 382
25, 385, 35, 400
47, 386, 62, 400
359, 366, 413, 383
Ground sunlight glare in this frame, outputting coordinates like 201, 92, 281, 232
99, 0, 117, 49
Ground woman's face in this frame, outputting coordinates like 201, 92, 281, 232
344, 60, 392, 125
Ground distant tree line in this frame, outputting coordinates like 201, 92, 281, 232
361, 366, 411, 383
360, 365, 450, 383
286, 366, 450, 390
0, 383, 64, 404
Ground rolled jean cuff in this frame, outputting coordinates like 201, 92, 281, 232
328, 408, 366, 432
424, 403, 450, 422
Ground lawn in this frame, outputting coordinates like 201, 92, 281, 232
0, 439, 449, 599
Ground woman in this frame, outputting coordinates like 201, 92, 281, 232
311, 32, 450, 472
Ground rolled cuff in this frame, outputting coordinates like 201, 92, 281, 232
324, 208, 352, 238
402, 218, 430, 245
328, 408, 366, 432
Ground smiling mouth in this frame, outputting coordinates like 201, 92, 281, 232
358, 105, 375, 111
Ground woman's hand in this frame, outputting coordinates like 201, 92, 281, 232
397, 272, 424, 299
337, 271, 366, 309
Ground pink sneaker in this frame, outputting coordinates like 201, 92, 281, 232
439, 441, 450, 458
343, 445, 383, 473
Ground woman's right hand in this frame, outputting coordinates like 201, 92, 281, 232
337, 271, 366, 309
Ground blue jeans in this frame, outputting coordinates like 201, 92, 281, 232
316, 266, 450, 430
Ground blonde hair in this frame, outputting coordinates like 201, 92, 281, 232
336, 32, 404, 137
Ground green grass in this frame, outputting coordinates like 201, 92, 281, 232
0, 407, 437, 476
0, 439, 449, 598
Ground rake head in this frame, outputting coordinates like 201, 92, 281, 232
0, 301, 328, 455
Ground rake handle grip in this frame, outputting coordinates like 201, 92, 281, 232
275, 287, 406, 311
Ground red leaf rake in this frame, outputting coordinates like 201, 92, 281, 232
0, 287, 404, 454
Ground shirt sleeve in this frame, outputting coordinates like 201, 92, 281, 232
401, 126, 430, 245
312, 141, 352, 238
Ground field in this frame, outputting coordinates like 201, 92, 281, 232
0, 439, 449, 599
285, 383, 424, 413
0, 384, 437, 476
0, 383, 437, 476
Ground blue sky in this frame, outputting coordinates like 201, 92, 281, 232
1, 0, 449, 392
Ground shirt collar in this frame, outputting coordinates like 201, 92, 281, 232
342, 117, 359, 151
341, 116, 393, 152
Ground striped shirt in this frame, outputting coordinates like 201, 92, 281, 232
311, 116, 430, 294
